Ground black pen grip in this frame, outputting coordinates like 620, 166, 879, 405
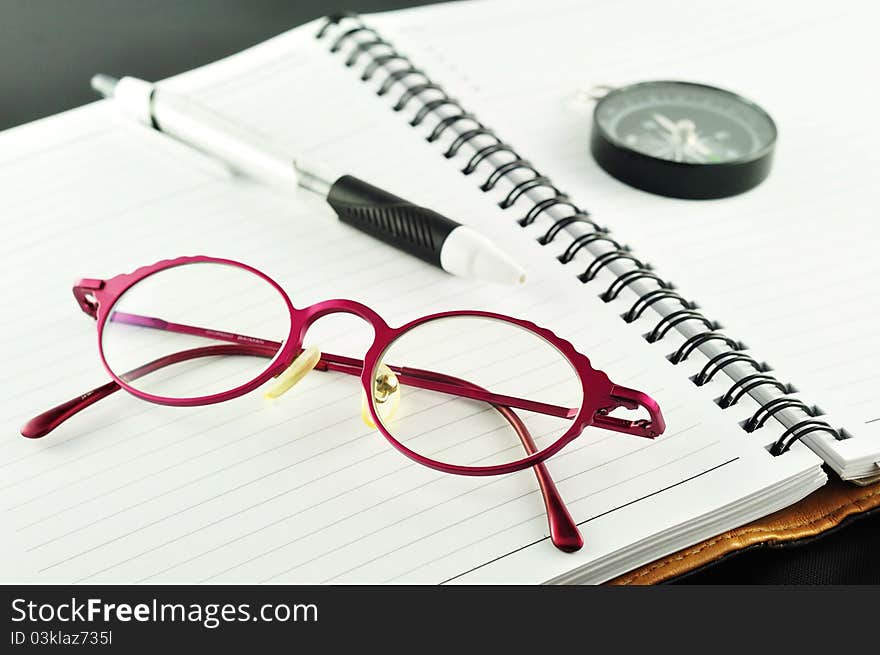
326, 175, 458, 266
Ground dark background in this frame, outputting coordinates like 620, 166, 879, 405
2, 0, 878, 583
0, 0, 443, 130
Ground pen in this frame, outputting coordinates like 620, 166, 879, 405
90, 75, 526, 286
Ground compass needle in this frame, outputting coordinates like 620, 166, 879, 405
653, 112, 679, 134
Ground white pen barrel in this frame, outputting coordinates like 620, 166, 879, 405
150, 90, 298, 190
102, 76, 524, 285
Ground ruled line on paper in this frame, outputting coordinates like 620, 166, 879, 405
318, 423, 707, 583
214, 422, 704, 583
436, 454, 739, 585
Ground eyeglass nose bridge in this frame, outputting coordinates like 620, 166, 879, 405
268, 298, 393, 391
270, 300, 399, 425
292, 299, 390, 347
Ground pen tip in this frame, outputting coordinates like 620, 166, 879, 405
90, 74, 120, 98
441, 226, 528, 286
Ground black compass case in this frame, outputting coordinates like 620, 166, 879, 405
590, 124, 775, 199
589, 82, 777, 200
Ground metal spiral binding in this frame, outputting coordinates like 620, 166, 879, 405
578, 250, 646, 284
668, 331, 740, 364
646, 309, 715, 344
628, 290, 693, 325
771, 420, 840, 456
601, 270, 669, 303
717, 374, 789, 409
693, 352, 766, 387
316, 13, 842, 456
558, 234, 623, 263
744, 398, 815, 433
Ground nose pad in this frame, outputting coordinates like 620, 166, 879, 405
265, 346, 322, 399
361, 363, 401, 428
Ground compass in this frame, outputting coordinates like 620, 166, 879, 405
590, 80, 777, 199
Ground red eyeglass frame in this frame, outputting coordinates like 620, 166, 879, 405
23, 255, 666, 553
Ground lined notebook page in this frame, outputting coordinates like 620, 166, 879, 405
0, 17, 822, 584
375, 0, 880, 465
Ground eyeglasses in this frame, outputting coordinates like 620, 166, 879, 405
21, 255, 665, 552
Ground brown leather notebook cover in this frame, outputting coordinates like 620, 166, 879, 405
608, 479, 880, 585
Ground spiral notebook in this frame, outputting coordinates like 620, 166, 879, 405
360, 0, 880, 483
0, 1, 873, 584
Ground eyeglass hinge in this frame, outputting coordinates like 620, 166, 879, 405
72, 278, 105, 319
593, 385, 667, 439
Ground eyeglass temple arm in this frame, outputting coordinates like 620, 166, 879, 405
103, 311, 585, 420
108, 311, 664, 436
457, 376, 583, 552
25, 352, 584, 554
20, 343, 278, 438
22, 341, 585, 552
26, 306, 662, 438
19, 342, 579, 439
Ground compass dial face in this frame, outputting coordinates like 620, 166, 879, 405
594, 81, 776, 165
